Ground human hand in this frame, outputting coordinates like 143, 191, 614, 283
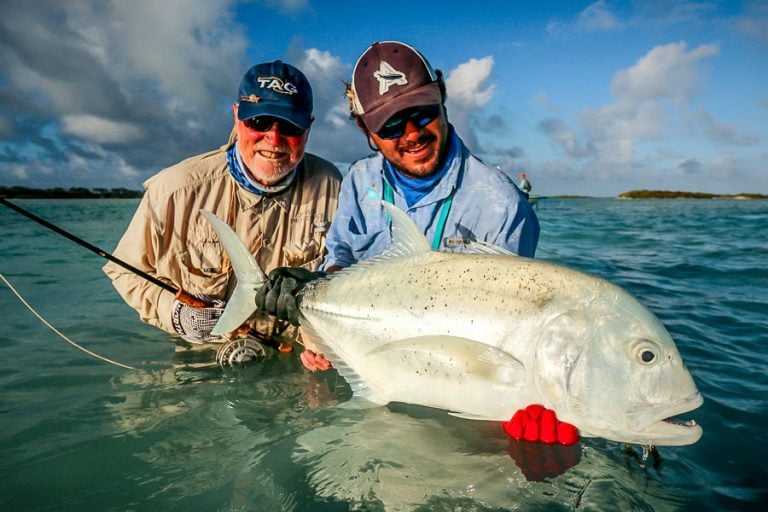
300, 349, 333, 372
255, 267, 326, 325
171, 295, 226, 344
502, 404, 579, 445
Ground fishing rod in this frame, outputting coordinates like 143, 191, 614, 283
1, 197, 284, 359
0, 197, 205, 307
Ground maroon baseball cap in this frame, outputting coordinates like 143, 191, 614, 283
350, 41, 442, 133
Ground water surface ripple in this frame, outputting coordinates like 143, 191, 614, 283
1, 198, 766, 510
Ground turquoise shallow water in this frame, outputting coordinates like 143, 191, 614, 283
0, 198, 766, 511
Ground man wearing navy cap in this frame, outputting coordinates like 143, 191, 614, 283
104, 61, 341, 360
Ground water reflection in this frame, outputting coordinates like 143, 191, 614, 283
103, 341, 699, 511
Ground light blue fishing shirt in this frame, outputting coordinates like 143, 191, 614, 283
322, 129, 539, 270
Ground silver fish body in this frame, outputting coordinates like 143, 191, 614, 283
203, 205, 703, 446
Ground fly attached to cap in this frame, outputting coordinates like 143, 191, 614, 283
349, 41, 443, 134
237, 60, 314, 132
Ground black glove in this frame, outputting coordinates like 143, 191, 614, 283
255, 267, 326, 325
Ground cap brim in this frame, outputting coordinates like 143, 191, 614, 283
360, 81, 442, 133
237, 101, 312, 130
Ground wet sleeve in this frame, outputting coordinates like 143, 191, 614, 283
102, 193, 177, 334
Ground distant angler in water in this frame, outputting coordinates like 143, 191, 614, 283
518, 172, 532, 198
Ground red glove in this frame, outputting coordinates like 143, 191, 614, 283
502, 404, 579, 445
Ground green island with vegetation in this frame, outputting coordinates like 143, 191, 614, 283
618, 190, 768, 199
0, 186, 143, 199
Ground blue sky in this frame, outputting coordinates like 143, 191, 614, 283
0, 0, 765, 196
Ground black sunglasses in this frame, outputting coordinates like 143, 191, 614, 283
376, 104, 441, 140
242, 116, 307, 137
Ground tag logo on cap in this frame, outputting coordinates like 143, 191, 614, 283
374, 61, 407, 95
257, 76, 298, 95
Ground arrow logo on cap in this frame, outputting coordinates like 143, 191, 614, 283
374, 61, 407, 95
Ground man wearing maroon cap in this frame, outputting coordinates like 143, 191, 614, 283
322, 40, 539, 272
259, 42, 540, 351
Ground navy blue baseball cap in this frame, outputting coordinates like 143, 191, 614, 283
237, 60, 313, 130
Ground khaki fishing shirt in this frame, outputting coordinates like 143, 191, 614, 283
103, 141, 341, 340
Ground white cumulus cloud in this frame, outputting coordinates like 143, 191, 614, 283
611, 42, 719, 103
547, 1, 621, 35
0, 0, 248, 187
61, 115, 144, 144
444, 56, 496, 150
445, 56, 496, 109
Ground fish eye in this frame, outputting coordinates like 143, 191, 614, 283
631, 339, 660, 366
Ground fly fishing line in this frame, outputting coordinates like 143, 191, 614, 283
0, 271, 135, 370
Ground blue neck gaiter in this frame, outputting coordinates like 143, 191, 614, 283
383, 128, 458, 207
227, 143, 297, 196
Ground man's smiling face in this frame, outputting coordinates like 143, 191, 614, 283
369, 104, 449, 179
233, 105, 309, 185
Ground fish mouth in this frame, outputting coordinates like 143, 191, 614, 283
632, 393, 704, 446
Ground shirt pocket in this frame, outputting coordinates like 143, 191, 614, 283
284, 212, 332, 267
346, 209, 391, 261
180, 217, 230, 296
349, 228, 390, 262
284, 239, 321, 268
295, 253, 324, 272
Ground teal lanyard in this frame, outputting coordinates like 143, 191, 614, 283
382, 180, 454, 250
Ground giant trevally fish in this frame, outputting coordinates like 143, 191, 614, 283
202, 204, 703, 446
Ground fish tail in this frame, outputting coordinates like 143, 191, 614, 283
200, 211, 265, 335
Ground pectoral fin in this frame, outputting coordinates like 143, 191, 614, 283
367, 335, 526, 387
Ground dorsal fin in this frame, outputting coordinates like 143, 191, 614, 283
378, 201, 431, 260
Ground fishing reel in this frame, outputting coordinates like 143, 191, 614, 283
216, 334, 267, 367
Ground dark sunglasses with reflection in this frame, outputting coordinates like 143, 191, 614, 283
376, 104, 441, 140
242, 116, 308, 137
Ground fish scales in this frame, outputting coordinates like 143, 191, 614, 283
202, 205, 703, 446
